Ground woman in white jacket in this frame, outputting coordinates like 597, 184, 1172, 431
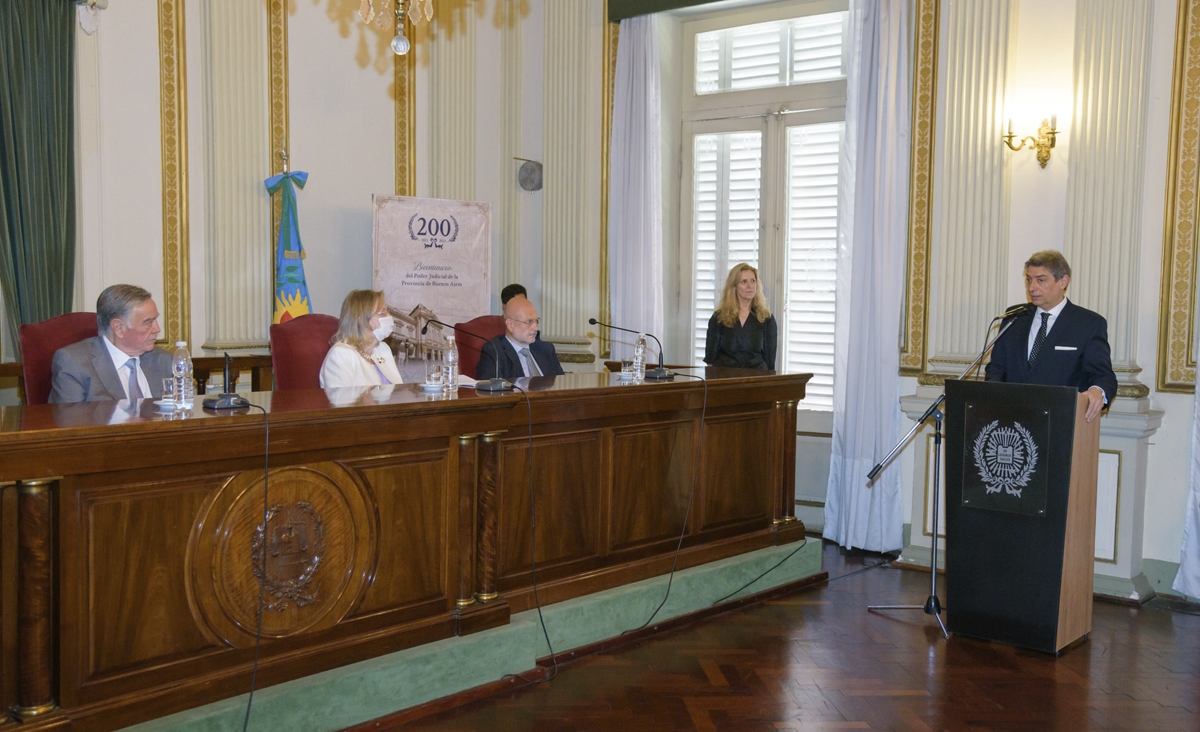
319, 289, 403, 388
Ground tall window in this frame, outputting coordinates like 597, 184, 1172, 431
683, 3, 847, 409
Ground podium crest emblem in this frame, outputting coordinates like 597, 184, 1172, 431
972, 420, 1039, 497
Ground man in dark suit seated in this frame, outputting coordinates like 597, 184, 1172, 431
476, 295, 564, 379
50, 284, 175, 403
985, 250, 1117, 423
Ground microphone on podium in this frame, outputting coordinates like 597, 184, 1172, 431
588, 318, 674, 380
421, 318, 513, 392
999, 302, 1036, 321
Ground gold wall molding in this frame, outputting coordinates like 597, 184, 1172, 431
159, 0, 190, 347
900, 0, 939, 375
269, 0, 290, 243
395, 16, 415, 196
1158, 0, 1200, 392
600, 14, 618, 358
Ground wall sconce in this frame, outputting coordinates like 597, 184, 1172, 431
1003, 117, 1058, 168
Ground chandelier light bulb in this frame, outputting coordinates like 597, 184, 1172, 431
391, 32, 411, 55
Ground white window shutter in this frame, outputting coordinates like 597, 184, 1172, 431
783, 122, 844, 409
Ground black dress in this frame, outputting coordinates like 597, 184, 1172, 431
704, 309, 778, 370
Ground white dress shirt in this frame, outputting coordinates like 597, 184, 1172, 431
1025, 297, 1069, 359
506, 335, 537, 377
101, 334, 153, 399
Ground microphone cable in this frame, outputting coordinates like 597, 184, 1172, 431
241, 402, 269, 732
624, 371, 708, 633
501, 383, 561, 687
971, 314, 1004, 381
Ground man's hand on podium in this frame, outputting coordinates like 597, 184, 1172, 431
1085, 386, 1105, 422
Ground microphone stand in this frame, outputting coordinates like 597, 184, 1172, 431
864, 314, 1022, 639
588, 318, 674, 380
422, 318, 513, 393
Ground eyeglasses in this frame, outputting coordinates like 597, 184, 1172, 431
507, 317, 540, 327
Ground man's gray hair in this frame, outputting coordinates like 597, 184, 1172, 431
97, 284, 153, 335
1025, 250, 1072, 281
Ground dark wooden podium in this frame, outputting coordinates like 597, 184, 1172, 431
943, 380, 1100, 653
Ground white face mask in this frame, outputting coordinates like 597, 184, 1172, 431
372, 314, 393, 342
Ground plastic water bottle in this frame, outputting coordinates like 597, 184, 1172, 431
442, 335, 458, 393
633, 334, 646, 381
172, 341, 192, 408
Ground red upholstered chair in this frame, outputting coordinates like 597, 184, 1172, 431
269, 314, 340, 390
453, 315, 506, 379
19, 312, 100, 405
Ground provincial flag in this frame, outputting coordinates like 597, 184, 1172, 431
266, 170, 313, 324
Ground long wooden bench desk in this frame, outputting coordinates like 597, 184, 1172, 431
0, 368, 809, 731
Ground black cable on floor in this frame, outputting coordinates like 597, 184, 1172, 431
502, 383, 560, 687
242, 403, 269, 732
624, 372, 708, 633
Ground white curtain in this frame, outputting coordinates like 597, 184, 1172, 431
823, 0, 911, 552
608, 15, 664, 360
1174, 346, 1200, 597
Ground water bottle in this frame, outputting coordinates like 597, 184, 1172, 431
172, 341, 192, 408
442, 335, 458, 393
633, 334, 646, 381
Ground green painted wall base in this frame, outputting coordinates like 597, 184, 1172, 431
1093, 572, 1155, 603
1144, 558, 1196, 602
121, 538, 821, 732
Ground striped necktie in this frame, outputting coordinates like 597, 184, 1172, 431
1028, 312, 1050, 368
520, 347, 542, 377
126, 357, 143, 400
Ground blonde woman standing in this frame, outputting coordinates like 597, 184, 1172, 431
319, 289, 403, 388
703, 263, 777, 370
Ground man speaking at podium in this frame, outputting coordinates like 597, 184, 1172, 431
984, 250, 1117, 423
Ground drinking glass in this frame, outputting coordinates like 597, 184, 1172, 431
161, 377, 176, 403
425, 354, 443, 386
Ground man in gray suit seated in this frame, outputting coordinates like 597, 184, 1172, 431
50, 284, 175, 403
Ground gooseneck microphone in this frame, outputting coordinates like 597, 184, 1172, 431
421, 318, 513, 392
999, 302, 1036, 321
202, 352, 251, 409
588, 318, 675, 381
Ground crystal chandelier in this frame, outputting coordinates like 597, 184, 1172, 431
358, 0, 434, 56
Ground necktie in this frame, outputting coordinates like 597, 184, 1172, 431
126, 357, 143, 400
520, 347, 542, 377
1028, 312, 1050, 367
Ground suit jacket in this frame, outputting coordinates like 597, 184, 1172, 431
984, 300, 1118, 404
319, 341, 403, 388
476, 335, 564, 380
49, 336, 175, 403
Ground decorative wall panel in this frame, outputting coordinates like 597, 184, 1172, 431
1064, 0, 1153, 397
498, 14, 522, 293
159, 0, 190, 347
198, 0, 272, 351
926, 0, 1016, 376
430, 9, 476, 202
1159, 0, 1200, 392
542, 1, 602, 354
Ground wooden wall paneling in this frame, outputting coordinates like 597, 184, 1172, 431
0, 482, 16, 721
698, 412, 774, 534
452, 433, 509, 637
475, 431, 503, 604
349, 454, 448, 618
497, 431, 603, 586
15, 478, 56, 719
773, 399, 800, 526
455, 435, 479, 611
607, 420, 695, 553
84, 480, 222, 679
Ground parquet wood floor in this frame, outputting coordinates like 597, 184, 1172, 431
360, 539, 1200, 731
